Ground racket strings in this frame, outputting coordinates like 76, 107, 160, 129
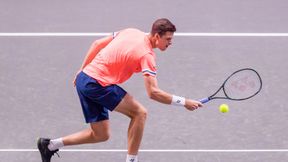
223, 70, 262, 100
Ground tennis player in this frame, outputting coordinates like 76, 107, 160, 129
37, 18, 203, 162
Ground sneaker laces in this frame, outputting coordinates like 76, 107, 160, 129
55, 152, 60, 158
51, 149, 60, 158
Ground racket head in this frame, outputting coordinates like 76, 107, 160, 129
223, 68, 262, 100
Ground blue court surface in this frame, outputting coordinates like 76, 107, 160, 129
1, 1, 288, 162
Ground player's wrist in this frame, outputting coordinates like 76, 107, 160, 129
171, 95, 186, 107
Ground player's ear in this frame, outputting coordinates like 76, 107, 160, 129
154, 33, 160, 46
155, 33, 160, 39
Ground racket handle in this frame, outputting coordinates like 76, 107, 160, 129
199, 97, 210, 104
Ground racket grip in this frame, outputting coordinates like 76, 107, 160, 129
199, 97, 209, 104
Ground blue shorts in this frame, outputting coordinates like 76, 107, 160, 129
75, 71, 127, 123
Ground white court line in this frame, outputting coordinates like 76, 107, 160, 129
0, 32, 288, 37
1, 149, 288, 152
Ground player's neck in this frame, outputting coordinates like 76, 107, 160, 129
147, 34, 157, 48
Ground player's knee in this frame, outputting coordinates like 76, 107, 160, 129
137, 108, 148, 121
99, 133, 110, 142
91, 130, 110, 142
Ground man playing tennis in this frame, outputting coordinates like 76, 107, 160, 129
37, 18, 203, 162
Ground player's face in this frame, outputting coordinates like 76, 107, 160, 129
156, 32, 174, 51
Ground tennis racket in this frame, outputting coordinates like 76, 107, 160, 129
199, 68, 262, 104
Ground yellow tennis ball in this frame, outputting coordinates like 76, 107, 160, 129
219, 104, 229, 113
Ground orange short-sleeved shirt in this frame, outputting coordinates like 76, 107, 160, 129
83, 28, 156, 87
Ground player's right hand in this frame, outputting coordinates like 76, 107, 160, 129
184, 99, 203, 111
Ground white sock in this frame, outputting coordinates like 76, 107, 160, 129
48, 138, 64, 151
126, 154, 138, 162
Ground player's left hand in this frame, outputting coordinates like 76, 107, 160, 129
73, 70, 82, 87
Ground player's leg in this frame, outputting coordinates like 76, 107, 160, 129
37, 120, 110, 162
62, 119, 110, 145
73, 72, 145, 155
38, 71, 113, 162
114, 93, 148, 160
61, 72, 112, 146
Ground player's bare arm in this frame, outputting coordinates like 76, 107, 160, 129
79, 35, 113, 70
73, 35, 113, 86
143, 75, 202, 110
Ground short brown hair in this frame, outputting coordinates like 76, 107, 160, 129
151, 18, 176, 37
